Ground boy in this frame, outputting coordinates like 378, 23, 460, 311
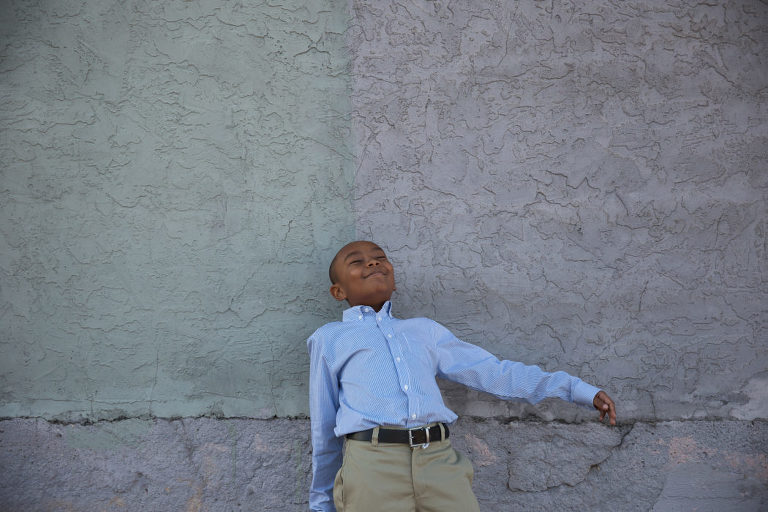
308, 241, 617, 512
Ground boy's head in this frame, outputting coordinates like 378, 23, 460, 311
329, 241, 396, 312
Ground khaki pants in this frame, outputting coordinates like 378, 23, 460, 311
333, 428, 480, 512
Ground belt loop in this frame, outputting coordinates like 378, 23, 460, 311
372, 426, 380, 446
438, 423, 446, 442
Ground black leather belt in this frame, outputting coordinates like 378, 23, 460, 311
346, 423, 449, 447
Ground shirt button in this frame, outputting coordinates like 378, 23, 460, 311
404, 385, 409, 391
412, 414, 417, 419
396, 357, 401, 362
387, 334, 392, 338
377, 316, 381, 321
358, 315, 363, 320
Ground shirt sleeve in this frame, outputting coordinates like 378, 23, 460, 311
307, 333, 344, 512
431, 322, 600, 407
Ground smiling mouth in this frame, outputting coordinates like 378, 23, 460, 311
364, 270, 387, 278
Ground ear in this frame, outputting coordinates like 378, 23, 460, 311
330, 283, 347, 302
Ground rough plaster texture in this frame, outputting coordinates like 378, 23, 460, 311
1, 0, 767, 510
0, 418, 766, 511
348, 0, 768, 422
0, 0, 355, 420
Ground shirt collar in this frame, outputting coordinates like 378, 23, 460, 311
342, 301, 393, 322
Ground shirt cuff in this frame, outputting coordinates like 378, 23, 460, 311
572, 380, 601, 407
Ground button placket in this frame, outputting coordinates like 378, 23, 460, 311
380, 323, 412, 412
396, 334, 418, 425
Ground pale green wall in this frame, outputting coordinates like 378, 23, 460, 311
0, 0, 355, 420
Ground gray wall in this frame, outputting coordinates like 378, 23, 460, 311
1, 417, 766, 511
348, 0, 767, 423
1, 0, 766, 510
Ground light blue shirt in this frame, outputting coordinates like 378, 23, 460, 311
307, 301, 601, 511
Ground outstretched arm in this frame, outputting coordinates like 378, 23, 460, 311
593, 390, 617, 425
431, 321, 604, 409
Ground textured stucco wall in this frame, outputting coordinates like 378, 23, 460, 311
348, 0, 768, 422
1, 0, 767, 511
0, 0, 355, 420
2, 0, 765, 426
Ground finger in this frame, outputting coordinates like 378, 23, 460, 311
594, 393, 607, 409
593, 393, 604, 410
600, 395, 617, 426
595, 392, 616, 425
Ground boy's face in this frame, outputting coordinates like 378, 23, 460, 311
329, 241, 396, 312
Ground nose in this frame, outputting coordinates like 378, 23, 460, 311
366, 257, 379, 267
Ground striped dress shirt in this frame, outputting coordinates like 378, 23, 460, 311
307, 301, 601, 511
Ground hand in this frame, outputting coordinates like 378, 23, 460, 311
593, 390, 617, 425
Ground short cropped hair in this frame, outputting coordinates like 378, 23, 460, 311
329, 253, 340, 284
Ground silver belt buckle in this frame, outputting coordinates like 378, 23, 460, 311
408, 426, 430, 449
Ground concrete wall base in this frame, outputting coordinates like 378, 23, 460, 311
1, 418, 765, 511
